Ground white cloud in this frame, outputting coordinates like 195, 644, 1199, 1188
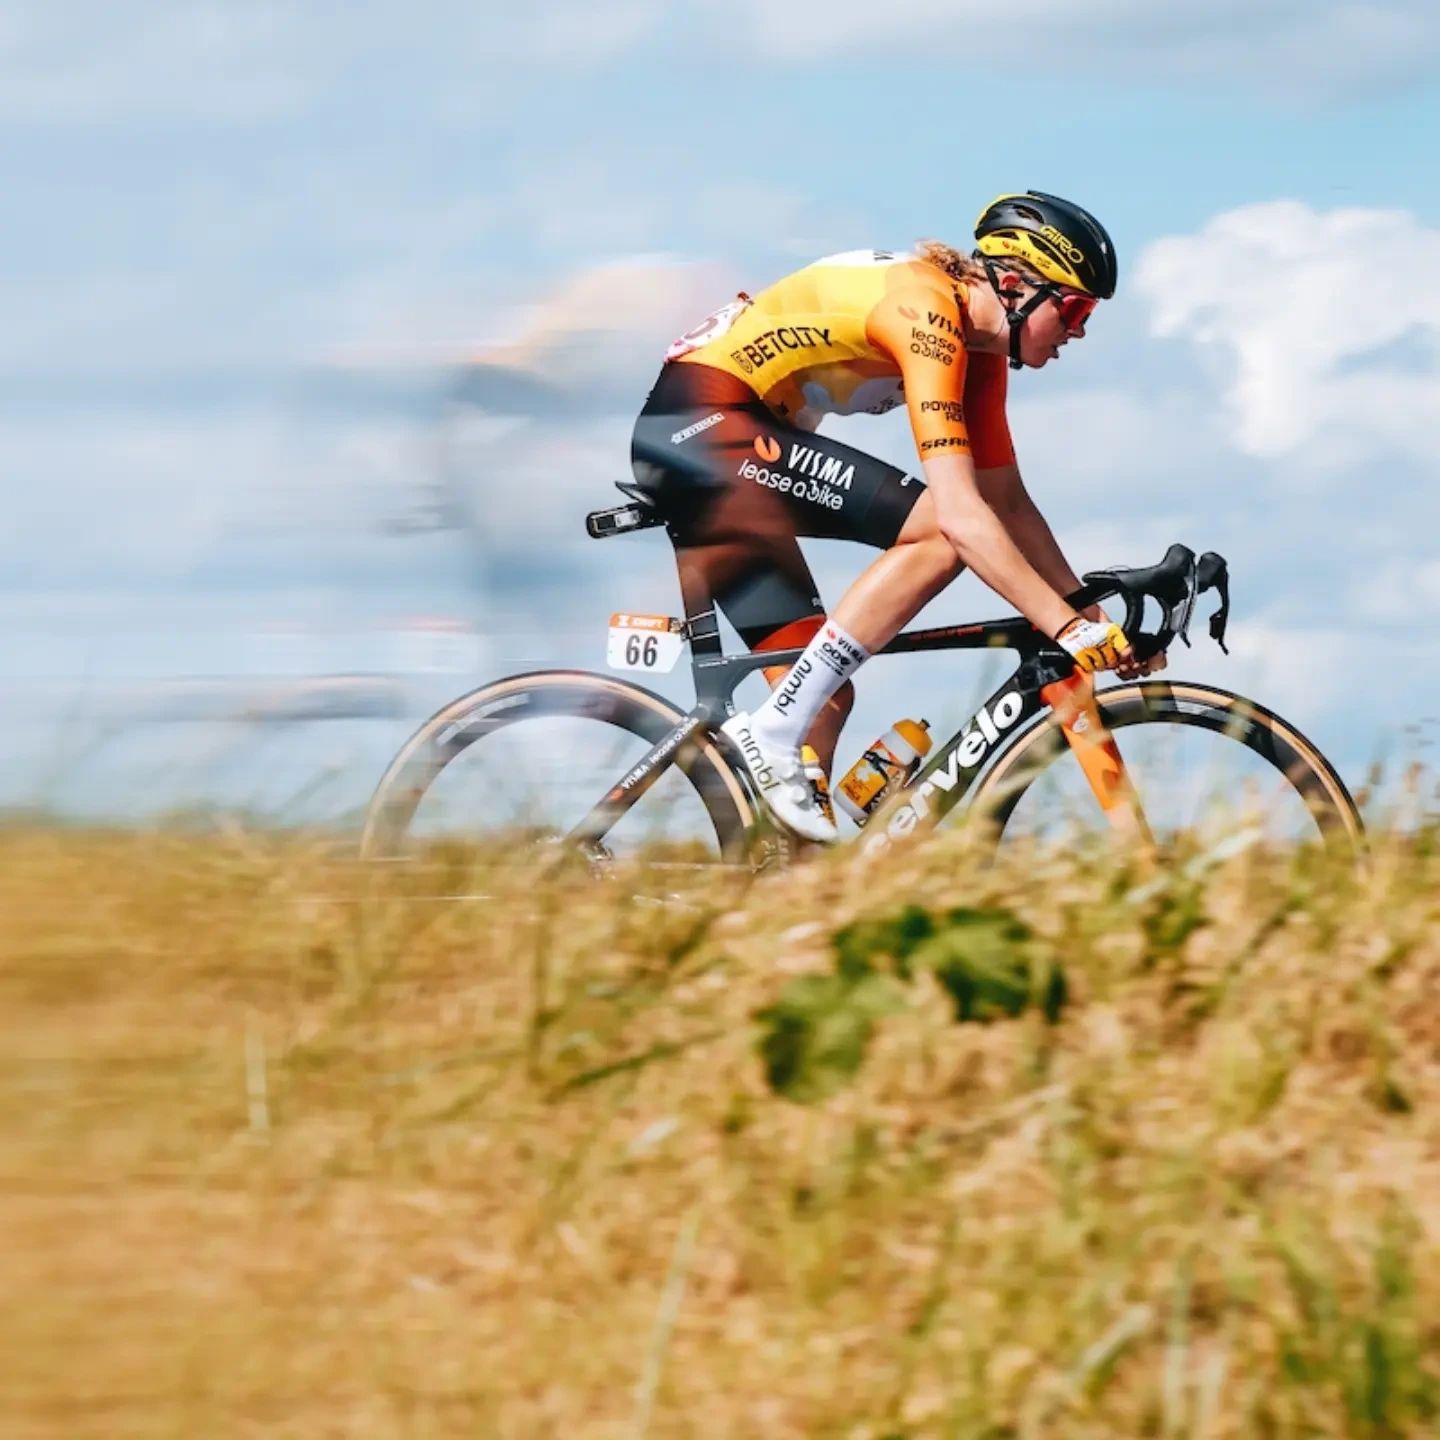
0, 1, 668, 124
22, 0, 1429, 132
1348, 556, 1440, 624
1181, 616, 1354, 719
5, 165, 835, 389
0, 409, 466, 597
699, 0, 1440, 97
1007, 385, 1221, 489
1136, 201, 1440, 462
513, 0, 669, 66
0, 3, 319, 124
0, 208, 517, 378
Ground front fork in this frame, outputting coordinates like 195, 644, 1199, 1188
1040, 672, 1156, 850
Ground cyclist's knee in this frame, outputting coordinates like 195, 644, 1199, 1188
898, 528, 963, 581
894, 499, 961, 574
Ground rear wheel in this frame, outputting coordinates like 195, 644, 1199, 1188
970, 680, 1363, 858
361, 671, 755, 877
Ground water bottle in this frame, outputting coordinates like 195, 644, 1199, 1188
835, 719, 932, 826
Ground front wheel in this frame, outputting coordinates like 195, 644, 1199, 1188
361, 670, 756, 868
969, 680, 1364, 858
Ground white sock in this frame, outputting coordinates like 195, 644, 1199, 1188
752, 619, 869, 752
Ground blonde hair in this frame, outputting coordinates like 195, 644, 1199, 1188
916, 239, 1047, 288
914, 240, 989, 285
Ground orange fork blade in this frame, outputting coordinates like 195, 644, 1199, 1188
1040, 672, 1156, 851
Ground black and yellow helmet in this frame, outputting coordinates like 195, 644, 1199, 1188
974, 190, 1118, 300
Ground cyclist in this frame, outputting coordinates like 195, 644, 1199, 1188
629, 190, 1152, 844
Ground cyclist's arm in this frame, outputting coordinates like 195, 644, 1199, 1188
976, 462, 1085, 597
979, 461, 1157, 675
865, 283, 1079, 638
963, 358, 1096, 605
923, 452, 1078, 638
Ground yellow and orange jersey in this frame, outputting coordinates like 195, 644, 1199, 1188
666, 250, 1015, 469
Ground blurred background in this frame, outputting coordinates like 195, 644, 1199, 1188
7, 0, 1440, 824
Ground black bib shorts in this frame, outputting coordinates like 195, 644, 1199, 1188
629, 363, 924, 649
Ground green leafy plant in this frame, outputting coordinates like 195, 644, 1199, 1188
757, 903, 1067, 1102
756, 969, 906, 1104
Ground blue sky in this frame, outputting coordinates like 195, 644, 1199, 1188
6, 1, 1440, 819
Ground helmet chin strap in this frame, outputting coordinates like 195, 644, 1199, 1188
979, 255, 1051, 370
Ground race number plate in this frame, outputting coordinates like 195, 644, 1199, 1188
606, 613, 684, 673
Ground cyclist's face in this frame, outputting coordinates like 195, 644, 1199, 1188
1018, 286, 1091, 368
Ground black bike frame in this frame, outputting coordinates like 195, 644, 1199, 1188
565, 603, 1076, 853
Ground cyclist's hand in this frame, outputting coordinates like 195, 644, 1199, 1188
1056, 615, 1133, 674
1081, 604, 1167, 679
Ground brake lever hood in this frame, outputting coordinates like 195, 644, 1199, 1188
1197, 551, 1231, 654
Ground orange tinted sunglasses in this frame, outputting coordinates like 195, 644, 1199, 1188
1049, 288, 1098, 335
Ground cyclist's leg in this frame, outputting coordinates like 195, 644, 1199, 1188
668, 523, 854, 774
671, 406, 956, 758
829, 487, 966, 649
741, 610, 855, 778
730, 483, 964, 765
630, 364, 919, 766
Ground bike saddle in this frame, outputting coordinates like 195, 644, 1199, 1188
586, 484, 665, 539
613, 480, 655, 506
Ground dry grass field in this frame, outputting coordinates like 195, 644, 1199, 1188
4, 820, 1440, 1438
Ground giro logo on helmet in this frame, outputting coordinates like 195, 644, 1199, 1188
1040, 226, 1086, 266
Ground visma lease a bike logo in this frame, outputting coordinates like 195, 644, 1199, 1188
737, 435, 856, 511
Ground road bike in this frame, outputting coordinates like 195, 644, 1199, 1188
361, 495, 1363, 869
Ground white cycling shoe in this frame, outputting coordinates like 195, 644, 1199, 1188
721, 712, 838, 845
